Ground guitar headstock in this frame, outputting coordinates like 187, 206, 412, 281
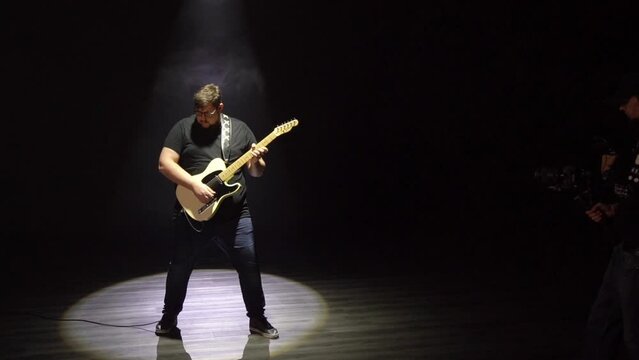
274, 118, 299, 135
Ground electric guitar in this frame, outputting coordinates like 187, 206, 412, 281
176, 118, 299, 222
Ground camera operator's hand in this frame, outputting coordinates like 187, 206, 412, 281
585, 202, 618, 223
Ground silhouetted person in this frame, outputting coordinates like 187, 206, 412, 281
583, 73, 639, 360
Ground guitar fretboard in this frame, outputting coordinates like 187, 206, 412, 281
217, 130, 280, 182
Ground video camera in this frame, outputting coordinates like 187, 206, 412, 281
533, 136, 616, 209
534, 165, 594, 208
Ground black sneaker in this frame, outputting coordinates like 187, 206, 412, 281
155, 315, 177, 336
249, 316, 279, 339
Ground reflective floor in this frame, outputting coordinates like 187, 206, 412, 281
2, 264, 593, 360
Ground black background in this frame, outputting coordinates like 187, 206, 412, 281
4, 1, 639, 291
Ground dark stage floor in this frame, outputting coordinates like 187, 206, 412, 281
1, 258, 603, 360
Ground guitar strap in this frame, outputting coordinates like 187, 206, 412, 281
221, 113, 232, 164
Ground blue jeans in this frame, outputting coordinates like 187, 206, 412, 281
161, 211, 266, 319
583, 244, 639, 360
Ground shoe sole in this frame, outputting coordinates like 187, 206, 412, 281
155, 329, 172, 336
155, 321, 177, 336
250, 328, 280, 339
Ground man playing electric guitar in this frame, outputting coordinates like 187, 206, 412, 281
155, 83, 279, 339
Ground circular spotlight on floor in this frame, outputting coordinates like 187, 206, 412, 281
60, 269, 327, 359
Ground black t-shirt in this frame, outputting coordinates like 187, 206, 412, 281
609, 138, 639, 251
163, 114, 257, 221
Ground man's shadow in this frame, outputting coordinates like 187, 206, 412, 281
156, 327, 192, 360
238, 335, 271, 360
156, 327, 271, 360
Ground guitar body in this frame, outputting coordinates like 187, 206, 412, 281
175, 158, 242, 222
175, 118, 299, 222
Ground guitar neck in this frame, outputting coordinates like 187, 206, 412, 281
218, 130, 279, 182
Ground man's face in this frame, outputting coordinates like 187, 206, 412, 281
195, 103, 220, 128
619, 96, 639, 121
